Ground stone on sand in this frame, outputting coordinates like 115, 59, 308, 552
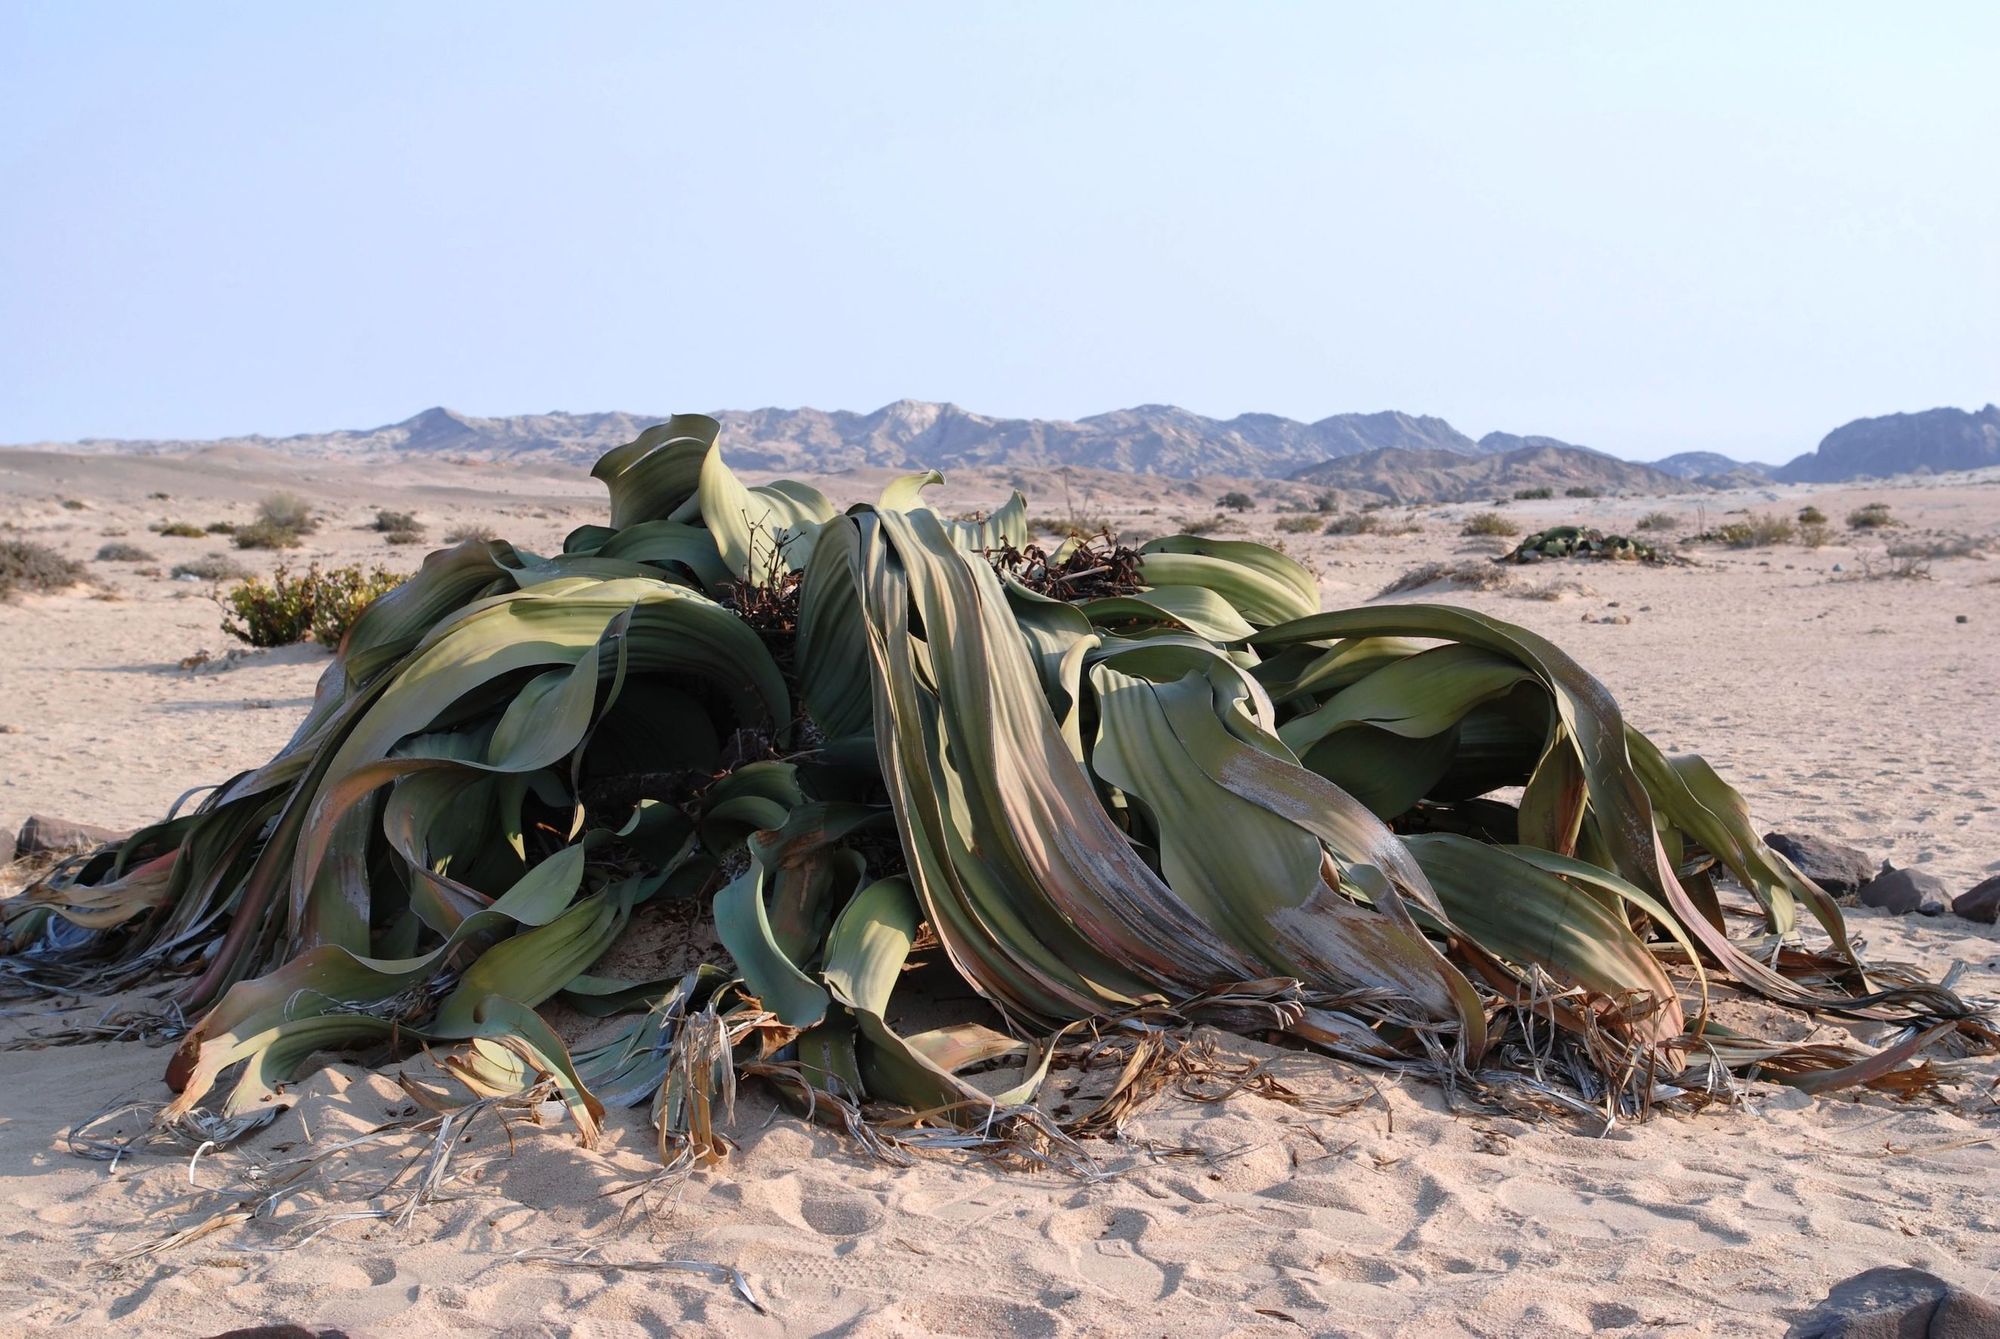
1764, 831, 1876, 897
1856, 864, 1951, 917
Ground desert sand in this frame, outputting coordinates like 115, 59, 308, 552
2, 447, 1997, 1337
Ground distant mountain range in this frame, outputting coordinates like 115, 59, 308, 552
18, 400, 1995, 493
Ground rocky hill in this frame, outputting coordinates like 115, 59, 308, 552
1288, 444, 1684, 504
1647, 451, 1769, 480
1774, 405, 2000, 483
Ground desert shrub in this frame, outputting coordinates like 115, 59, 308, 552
1564, 486, 1602, 499
443, 522, 500, 544
1275, 514, 1322, 534
1847, 502, 1896, 530
232, 520, 304, 550
95, 542, 153, 562
204, 521, 237, 535
1376, 561, 1512, 598
1460, 511, 1520, 538
1714, 513, 1794, 548
384, 530, 427, 545
1324, 512, 1382, 536
1028, 514, 1113, 540
1510, 578, 1599, 602
373, 509, 424, 535
256, 491, 318, 535
1886, 534, 1987, 561
1176, 515, 1238, 537
1796, 505, 1827, 525
222, 563, 405, 648
153, 521, 206, 538
1635, 512, 1679, 531
1512, 486, 1554, 501
171, 554, 251, 582
61, 499, 86, 511
1312, 491, 1340, 514
1216, 491, 1255, 513
1835, 554, 1933, 582
0, 539, 86, 597
1798, 522, 1832, 549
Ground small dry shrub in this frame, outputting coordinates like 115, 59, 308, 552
1847, 502, 1896, 530
1028, 514, 1114, 540
1797, 522, 1832, 549
1275, 514, 1322, 534
373, 509, 424, 535
1564, 486, 1602, 499
1715, 514, 1794, 548
1797, 505, 1827, 525
95, 542, 153, 562
232, 520, 304, 550
1460, 511, 1519, 538
1886, 534, 1987, 561
0, 540, 85, 597
153, 521, 206, 538
256, 492, 318, 534
443, 522, 500, 544
1324, 512, 1382, 536
1375, 561, 1511, 598
172, 554, 252, 581
1513, 486, 1554, 501
1635, 511, 1679, 531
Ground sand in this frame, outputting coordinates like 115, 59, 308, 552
2, 448, 1997, 1337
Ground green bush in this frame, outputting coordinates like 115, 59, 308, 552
1635, 511, 1679, 532
233, 520, 304, 550
1312, 491, 1340, 514
1512, 486, 1554, 501
1564, 486, 1602, 499
153, 521, 206, 538
95, 542, 153, 562
1796, 505, 1827, 525
0, 539, 85, 597
1460, 511, 1520, 538
1216, 491, 1255, 513
172, 554, 251, 582
204, 521, 237, 535
222, 563, 405, 648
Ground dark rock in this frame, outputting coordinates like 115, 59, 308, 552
1953, 875, 2000, 924
1791, 1265, 2000, 1338
1856, 864, 1952, 917
1765, 831, 1877, 897
13, 814, 130, 861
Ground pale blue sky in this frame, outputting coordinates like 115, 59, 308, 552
3, 3, 1995, 462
